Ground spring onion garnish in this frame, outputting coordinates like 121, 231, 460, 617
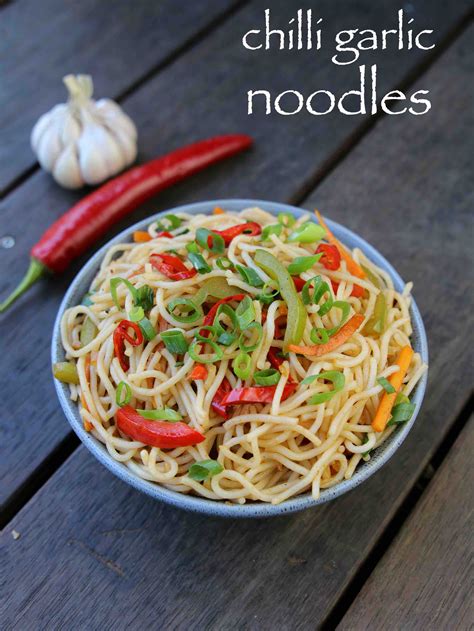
377, 376, 396, 394
196, 325, 219, 342
80, 317, 97, 347
189, 340, 224, 364
138, 317, 157, 341
302, 276, 333, 315
239, 322, 263, 352
135, 285, 154, 311
235, 296, 255, 329
217, 332, 237, 346
287, 254, 322, 275
287, 222, 326, 244
156, 214, 181, 232
254, 368, 280, 386
138, 408, 183, 422
216, 256, 234, 270
129, 305, 145, 322
278, 212, 296, 228
196, 228, 225, 254
53, 361, 80, 385
257, 281, 280, 305
161, 329, 189, 354
306, 371, 345, 404
116, 381, 132, 407
233, 351, 252, 380
309, 328, 330, 345
167, 297, 203, 323
326, 300, 351, 336
188, 459, 223, 481
235, 264, 264, 288
188, 252, 212, 274
362, 434, 372, 459
186, 241, 199, 254
110, 277, 137, 309
261, 223, 283, 241
387, 394, 415, 426
214, 304, 239, 339
82, 291, 94, 306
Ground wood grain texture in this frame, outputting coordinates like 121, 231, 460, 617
0, 0, 240, 192
0, 0, 471, 512
0, 21, 472, 631
338, 418, 474, 631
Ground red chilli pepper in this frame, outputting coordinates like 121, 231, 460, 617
331, 280, 365, 298
113, 320, 144, 371
201, 294, 245, 337
116, 406, 205, 448
267, 347, 295, 384
292, 276, 306, 292
0, 135, 253, 313
214, 222, 261, 245
157, 231, 173, 238
211, 377, 233, 419
150, 253, 197, 281
189, 365, 208, 381
316, 244, 341, 271
220, 383, 297, 407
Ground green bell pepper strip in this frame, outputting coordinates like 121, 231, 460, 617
364, 293, 387, 335
194, 277, 238, 305
254, 249, 306, 350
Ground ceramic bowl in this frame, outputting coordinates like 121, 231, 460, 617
52, 199, 428, 518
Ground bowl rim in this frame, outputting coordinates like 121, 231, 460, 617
52, 198, 428, 518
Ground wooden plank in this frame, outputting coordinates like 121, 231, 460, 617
0, 0, 471, 512
1, 22, 472, 631
0, 0, 240, 192
338, 418, 474, 631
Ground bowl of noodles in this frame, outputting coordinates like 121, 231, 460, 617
52, 199, 428, 517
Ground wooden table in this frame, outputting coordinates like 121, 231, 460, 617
1, 2, 472, 629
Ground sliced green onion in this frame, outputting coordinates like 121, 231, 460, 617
167, 297, 203, 323
80, 317, 97, 347
387, 398, 416, 426
236, 264, 264, 288
116, 381, 132, 407
135, 285, 154, 312
188, 459, 223, 481
278, 212, 296, 228
129, 305, 145, 322
214, 304, 239, 339
309, 327, 330, 345
261, 223, 283, 241
138, 408, 182, 422
235, 296, 255, 329
216, 256, 234, 270
307, 371, 346, 404
138, 317, 157, 341
196, 228, 225, 254
302, 276, 333, 315
254, 368, 280, 386
110, 277, 137, 309
186, 241, 200, 254
377, 377, 396, 394
233, 351, 252, 380
196, 325, 219, 342
362, 434, 372, 459
82, 291, 94, 306
188, 252, 212, 274
239, 322, 263, 352
287, 254, 322, 275
287, 222, 326, 244
53, 361, 79, 385
161, 329, 189, 354
188, 340, 223, 364
326, 300, 351, 336
257, 281, 280, 305
156, 214, 181, 232
217, 332, 237, 346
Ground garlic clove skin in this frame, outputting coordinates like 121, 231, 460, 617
78, 122, 124, 185
36, 116, 65, 172
31, 104, 68, 153
96, 98, 138, 141
112, 125, 138, 165
53, 144, 83, 189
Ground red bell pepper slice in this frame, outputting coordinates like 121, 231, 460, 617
220, 382, 297, 407
214, 222, 261, 245
157, 231, 173, 238
211, 377, 232, 419
316, 243, 341, 271
200, 294, 245, 338
113, 320, 144, 371
116, 405, 205, 448
189, 365, 208, 380
292, 276, 306, 291
150, 253, 197, 281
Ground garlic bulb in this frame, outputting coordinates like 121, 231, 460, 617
31, 75, 138, 189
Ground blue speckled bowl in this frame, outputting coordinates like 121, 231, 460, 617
52, 200, 428, 518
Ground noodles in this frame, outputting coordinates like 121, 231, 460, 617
59, 207, 427, 504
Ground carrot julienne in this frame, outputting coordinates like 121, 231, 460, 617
133, 231, 152, 243
288, 314, 364, 356
371, 345, 414, 432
